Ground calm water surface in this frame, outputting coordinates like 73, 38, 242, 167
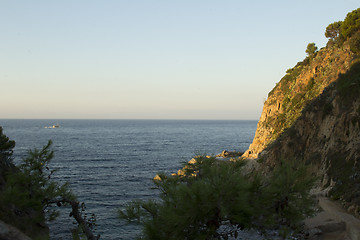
0, 119, 256, 239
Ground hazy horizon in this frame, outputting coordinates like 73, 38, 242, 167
1, 1, 359, 120
0, 118, 259, 121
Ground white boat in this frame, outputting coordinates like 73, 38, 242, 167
45, 124, 60, 129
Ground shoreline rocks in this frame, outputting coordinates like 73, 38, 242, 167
154, 151, 245, 181
216, 150, 244, 158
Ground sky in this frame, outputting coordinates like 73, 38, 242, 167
0, 1, 359, 120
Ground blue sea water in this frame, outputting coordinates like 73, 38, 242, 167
0, 119, 257, 239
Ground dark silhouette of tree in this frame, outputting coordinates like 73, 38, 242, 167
0, 126, 15, 166
0, 128, 99, 240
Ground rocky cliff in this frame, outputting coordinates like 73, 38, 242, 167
262, 60, 360, 206
242, 9, 360, 209
243, 43, 356, 159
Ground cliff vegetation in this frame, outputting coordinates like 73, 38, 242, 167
1, 7, 360, 240
243, 8, 360, 159
243, 8, 360, 214
119, 156, 315, 239
0, 127, 99, 240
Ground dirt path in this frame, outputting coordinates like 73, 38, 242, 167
305, 197, 360, 240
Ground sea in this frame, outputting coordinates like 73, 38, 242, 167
0, 119, 257, 240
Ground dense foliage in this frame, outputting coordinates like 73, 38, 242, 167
2, 7, 359, 240
305, 43, 318, 56
0, 129, 99, 240
325, 8, 360, 48
325, 21, 342, 40
0, 140, 74, 238
0, 126, 15, 166
341, 8, 360, 38
119, 156, 315, 239
349, 31, 360, 54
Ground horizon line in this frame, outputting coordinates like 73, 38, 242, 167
0, 118, 258, 121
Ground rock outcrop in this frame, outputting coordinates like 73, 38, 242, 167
243, 43, 356, 159
242, 11, 360, 211
261, 61, 360, 206
216, 150, 243, 158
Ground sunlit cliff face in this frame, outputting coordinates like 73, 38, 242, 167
243, 42, 355, 159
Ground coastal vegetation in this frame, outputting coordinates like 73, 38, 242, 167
305, 43, 318, 57
115, 7, 360, 239
0, 127, 99, 240
249, 7, 360, 220
245, 7, 360, 155
262, 56, 360, 213
118, 156, 316, 239
1, 7, 360, 240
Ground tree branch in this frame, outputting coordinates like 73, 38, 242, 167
48, 198, 99, 240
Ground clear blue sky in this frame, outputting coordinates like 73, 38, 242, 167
1, 1, 358, 120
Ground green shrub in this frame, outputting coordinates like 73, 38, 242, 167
119, 157, 316, 239
290, 93, 305, 109
306, 78, 315, 92
0, 141, 74, 238
0, 126, 15, 166
325, 21, 343, 40
327, 153, 360, 203
306, 43, 318, 57
341, 8, 360, 38
147, 158, 253, 239
349, 31, 360, 54
264, 159, 316, 227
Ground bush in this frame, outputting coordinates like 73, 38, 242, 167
306, 78, 315, 92
325, 21, 343, 40
341, 8, 360, 38
0, 141, 74, 238
145, 158, 253, 239
0, 126, 15, 166
264, 159, 316, 227
119, 157, 316, 239
349, 31, 360, 54
306, 43, 318, 57
0, 129, 99, 240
